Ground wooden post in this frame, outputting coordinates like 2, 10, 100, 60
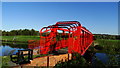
47, 56, 49, 67
68, 53, 69, 61
17, 50, 20, 64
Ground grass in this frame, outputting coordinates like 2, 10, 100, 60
94, 39, 120, 54
95, 39, 120, 42
0, 56, 16, 68
1, 36, 40, 42
94, 39, 120, 47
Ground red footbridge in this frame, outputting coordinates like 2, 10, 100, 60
28, 21, 93, 55
10, 21, 94, 66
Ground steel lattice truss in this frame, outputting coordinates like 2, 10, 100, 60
28, 21, 93, 55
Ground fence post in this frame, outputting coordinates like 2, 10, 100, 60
47, 56, 49, 67
68, 53, 69, 61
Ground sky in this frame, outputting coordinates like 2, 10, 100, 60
0, 2, 2, 30
2, 2, 118, 35
2, 0, 120, 2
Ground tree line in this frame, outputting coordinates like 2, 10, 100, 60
94, 34, 120, 40
0, 29, 39, 36
0, 29, 119, 40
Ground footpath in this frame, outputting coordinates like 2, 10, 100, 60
13, 53, 72, 68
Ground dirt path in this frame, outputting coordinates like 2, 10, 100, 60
13, 53, 72, 68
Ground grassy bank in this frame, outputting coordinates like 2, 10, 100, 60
1, 36, 40, 43
0, 56, 16, 68
95, 39, 120, 47
94, 39, 120, 54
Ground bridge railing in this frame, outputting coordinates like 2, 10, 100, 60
28, 21, 93, 55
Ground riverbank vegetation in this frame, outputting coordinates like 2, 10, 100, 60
94, 39, 120, 54
2, 36, 40, 43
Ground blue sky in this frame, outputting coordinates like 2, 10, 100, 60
2, 2, 118, 35
2, 0, 120, 2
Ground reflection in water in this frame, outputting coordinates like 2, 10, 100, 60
84, 50, 120, 67
95, 53, 109, 64
1, 42, 28, 56
91, 40, 120, 67
83, 41, 120, 67
92, 53, 120, 67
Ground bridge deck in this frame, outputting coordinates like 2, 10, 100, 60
14, 53, 72, 67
